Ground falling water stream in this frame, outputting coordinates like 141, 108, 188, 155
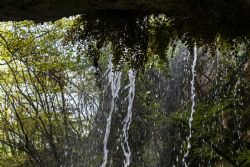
101, 56, 122, 167
183, 45, 198, 166
121, 70, 136, 167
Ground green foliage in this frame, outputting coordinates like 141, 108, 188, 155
67, 11, 149, 71
148, 14, 173, 62
170, 95, 250, 166
0, 19, 98, 166
238, 150, 250, 167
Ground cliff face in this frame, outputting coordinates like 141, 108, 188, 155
1, 0, 250, 22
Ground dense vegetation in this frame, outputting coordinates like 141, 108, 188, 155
0, 13, 250, 167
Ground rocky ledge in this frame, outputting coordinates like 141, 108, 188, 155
1, 0, 250, 22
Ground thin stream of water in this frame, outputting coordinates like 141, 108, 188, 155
183, 45, 198, 166
101, 56, 122, 167
121, 69, 136, 167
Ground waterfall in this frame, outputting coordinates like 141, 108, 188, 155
183, 45, 198, 166
100, 56, 122, 167
121, 69, 136, 167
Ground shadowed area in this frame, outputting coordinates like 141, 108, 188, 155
1, 0, 250, 22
